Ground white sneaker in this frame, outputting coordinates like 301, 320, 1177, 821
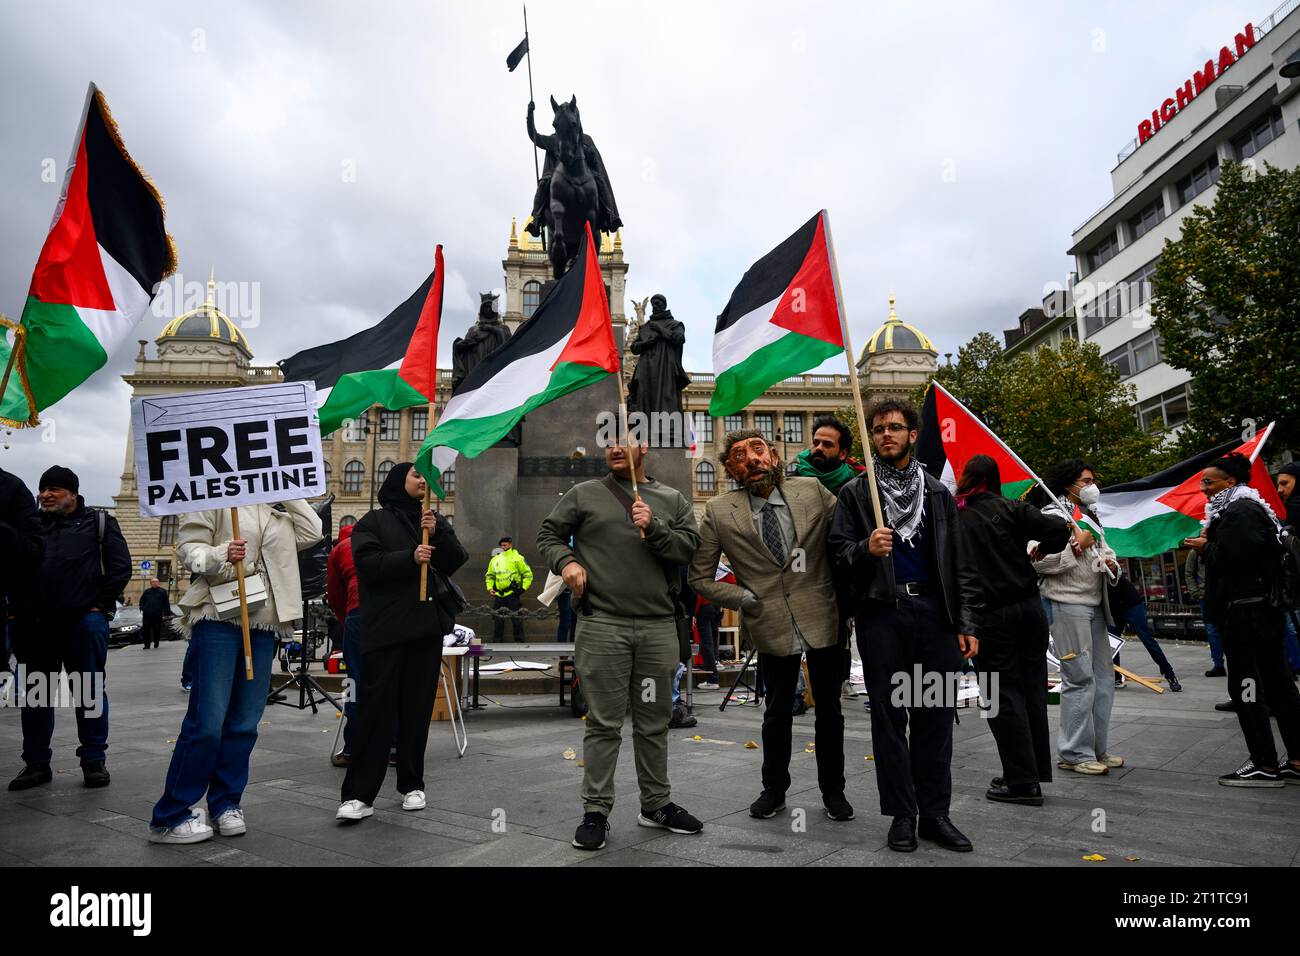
698, 681, 719, 690
402, 790, 427, 811
148, 815, 214, 844
214, 807, 246, 836
336, 799, 373, 821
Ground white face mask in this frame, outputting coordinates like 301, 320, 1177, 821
1077, 483, 1100, 507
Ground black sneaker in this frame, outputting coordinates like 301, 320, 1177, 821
1204, 666, 1226, 677
823, 792, 855, 821
1167, 675, 1182, 693
986, 781, 1043, 806
7, 763, 52, 792
668, 706, 698, 729
749, 789, 786, 819
1218, 759, 1284, 788
1280, 762, 1300, 785
81, 762, 110, 788
638, 802, 703, 834
572, 811, 609, 850
1214, 700, 1237, 712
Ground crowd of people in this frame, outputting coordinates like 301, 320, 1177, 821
2, 395, 1298, 853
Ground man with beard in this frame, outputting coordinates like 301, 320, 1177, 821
829, 398, 980, 852
689, 430, 852, 822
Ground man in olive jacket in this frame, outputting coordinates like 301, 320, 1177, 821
537, 442, 703, 850
689, 429, 850, 823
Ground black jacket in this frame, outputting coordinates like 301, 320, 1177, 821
1106, 574, 1144, 616
28, 496, 131, 619
139, 587, 171, 617
829, 469, 980, 634
955, 492, 1071, 627
352, 507, 468, 652
0, 468, 43, 602
1204, 497, 1281, 626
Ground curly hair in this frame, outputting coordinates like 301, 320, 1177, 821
1043, 458, 1095, 496
866, 396, 919, 432
811, 414, 852, 452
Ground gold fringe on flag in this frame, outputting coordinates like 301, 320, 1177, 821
91, 86, 177, 279
0, 316, 38, 428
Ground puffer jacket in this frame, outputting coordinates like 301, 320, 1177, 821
176, 500, 323, 637
326, 523, 359, 622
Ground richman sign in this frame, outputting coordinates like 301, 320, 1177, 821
1136, 23, 1257, 149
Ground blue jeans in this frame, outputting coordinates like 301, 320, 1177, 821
181, 638, 197, 688
16, 611, 109, 765
671, 661, 685, 707
1108, 603, 1174, 678
150, 619, 276, 829
1050, 600, 1114, 764
1203, 601, 1224, 669
556, 592, 577, 643
1285, 612, 1300, 671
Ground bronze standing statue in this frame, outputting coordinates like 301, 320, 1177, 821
526, 95, 622, 279
627, 294, 690, 440
452, 293, 512, 391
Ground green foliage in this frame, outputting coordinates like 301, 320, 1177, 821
843, 335, 1179, 484
1151, 160, 1300, 452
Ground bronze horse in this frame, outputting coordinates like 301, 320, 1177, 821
526, 95, 622, 279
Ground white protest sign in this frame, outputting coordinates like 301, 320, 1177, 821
131, 382, 326, 517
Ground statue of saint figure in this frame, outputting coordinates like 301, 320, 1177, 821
626, 294, 689, 437
452, 293, 512, 391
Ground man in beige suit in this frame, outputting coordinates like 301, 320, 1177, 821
689, 430, 853, 822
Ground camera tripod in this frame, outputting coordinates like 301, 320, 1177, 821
267, 598, 342, 714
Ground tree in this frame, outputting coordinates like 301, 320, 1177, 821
1152, 160, 1300, 452
843, 335, 1178, 485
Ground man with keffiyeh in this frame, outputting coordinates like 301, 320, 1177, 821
1184, 452, 1300, 788
829, 397, 980, 854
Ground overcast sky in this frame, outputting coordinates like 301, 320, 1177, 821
0, 0, 1270, 503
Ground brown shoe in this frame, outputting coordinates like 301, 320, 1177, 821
1058, 759, 1109, 775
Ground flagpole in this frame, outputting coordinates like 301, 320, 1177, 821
820, 209, 885, 529
615, 362, 646, 540
523, 3, 541, 188
419, 244, 445, 602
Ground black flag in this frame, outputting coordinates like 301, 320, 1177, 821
506, 36, 529, 71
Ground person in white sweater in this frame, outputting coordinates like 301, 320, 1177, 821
148, 500, 322, 844
1031, 460, 1120, 776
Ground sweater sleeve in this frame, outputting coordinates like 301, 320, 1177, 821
537, 485, 583, 574
642, 490, 700, 565
177, 510, 231, 577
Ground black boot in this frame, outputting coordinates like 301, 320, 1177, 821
82, 762, 111, 788
986, 781, 1044, 806
8, 763, 52, 792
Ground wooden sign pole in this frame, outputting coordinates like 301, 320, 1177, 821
418, 400, 442, 601
229, 507, 254, 680
615, 368, 645, 538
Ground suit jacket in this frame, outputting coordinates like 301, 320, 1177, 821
689, 477, 839, 655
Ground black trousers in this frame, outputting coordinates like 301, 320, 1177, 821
341, 638, 442, 805
142, 614, 163, 648
493, 593, 525, 642
858, 592, 962, 818
1222, 601, 1300, 767
976, 595, 1052, 786
758, 645, 846, 798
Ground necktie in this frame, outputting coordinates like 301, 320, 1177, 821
760, 502, 786, 566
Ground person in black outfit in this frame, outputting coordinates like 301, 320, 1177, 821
829, 398, 980, 853
1107, 573, 1181, 691
139, 578, 170, 649
9, 466, 131, 791
1185, 453, 1300, 787
954, 456, 1071, 805
336, 462, 468, 820
0, 467, 44, 677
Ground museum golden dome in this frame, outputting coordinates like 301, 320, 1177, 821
157, 269, 252, 358
860, 294, 936, 361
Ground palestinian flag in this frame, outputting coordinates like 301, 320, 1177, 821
1097, 423, 1284, 557
709, 210, 844, 416
279, 246, 444, 438
0, 83, 175, 427
917, 381, 1038, 500
415, 223, 618, 497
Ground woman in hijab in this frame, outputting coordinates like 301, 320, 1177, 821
337, 462, 467, 821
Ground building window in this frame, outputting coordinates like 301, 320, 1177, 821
1128, 195, 1166, 242
159, 515, 179, 548
323, 460, 332, 485
1060, 322, 1079, 342
786, 461, 800, 476
376, 458, 396, 486
411, 408, 428, 437
1232, 108, 1285, 160
157, 560, 173, 585
1176, 155, 1221, 206
339, 515, 357, 529
723, 414, 744, 434
523, 281, 542, 318
342, 417, 366, 442
695, 461, 716, 494
441, 466, 456, 494
1104, 330, 1163, 380
692, 412, 713, 444
783, 413, 803, 445
754, 413, 774, 441
1138, 384, 1191, 432
1125, 259, 1159, 317
343, 460, 365, 494
1085, 232, 1119, 274
379, 410, 401, 440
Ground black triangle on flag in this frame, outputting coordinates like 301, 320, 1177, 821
506, 36, 529, 72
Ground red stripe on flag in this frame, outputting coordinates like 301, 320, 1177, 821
28, 119, 115, 311
1156, 425, 1285, 520
767, 212, 842, 347
551, 222, 620, 372
934, 383, 1033, 488
398, 244, 443, 401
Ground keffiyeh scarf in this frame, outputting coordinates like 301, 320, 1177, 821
1202, 483, 1282, 531
873, 455, 926, 545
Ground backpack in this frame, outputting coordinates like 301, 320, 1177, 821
1272, 530, 1300, 611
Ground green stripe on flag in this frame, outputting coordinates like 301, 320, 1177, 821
416, 360, 611, 483
1103, 510, 1203, 558
317, 368, 428, 436
1, 297, 107, 422
1002, 478, 1034, 501
709, 331, 842, 417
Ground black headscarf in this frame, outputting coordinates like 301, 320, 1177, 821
377, 461, 422, 532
